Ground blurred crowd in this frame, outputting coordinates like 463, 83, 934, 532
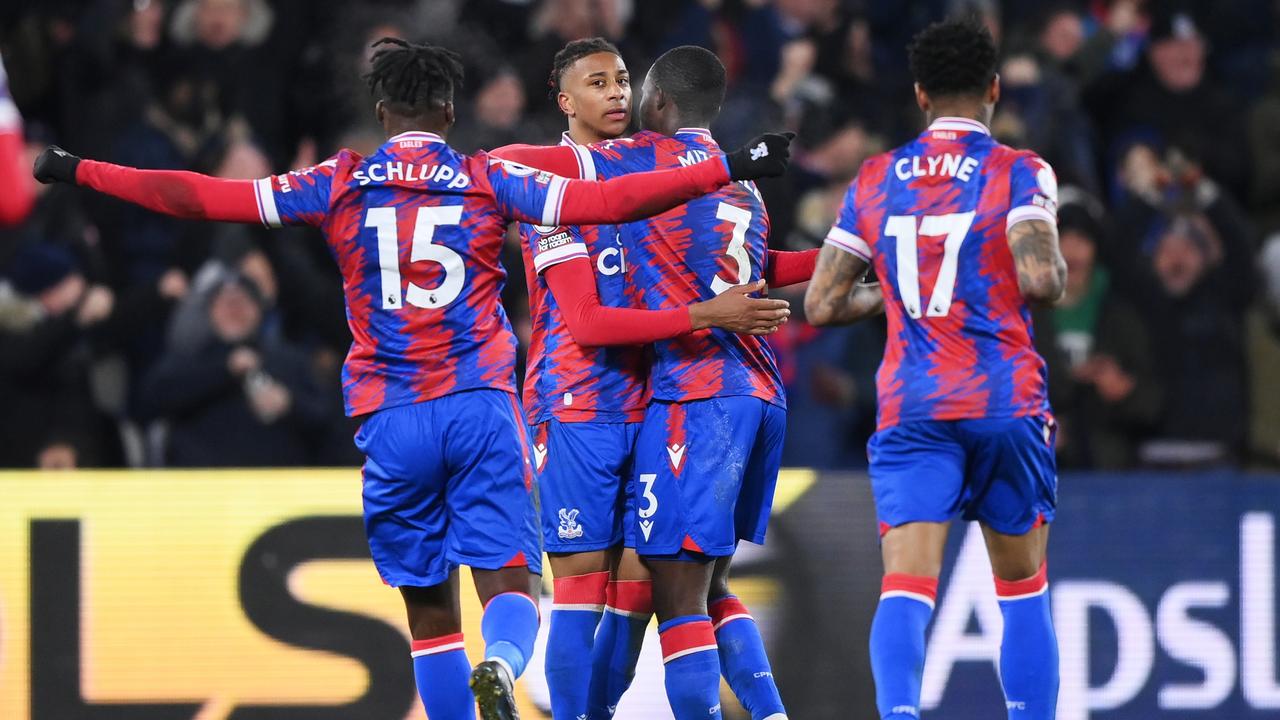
1, 0, 1278, 471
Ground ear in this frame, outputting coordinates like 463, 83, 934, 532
913, 82, 929, 113
557, 90, 575, 118
988, 74, 1001, 105
443, 101, 456, 128
374, 99, 386, 125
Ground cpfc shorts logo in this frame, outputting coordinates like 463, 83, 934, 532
557, 508, 584, 540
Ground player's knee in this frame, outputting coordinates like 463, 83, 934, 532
400, 586, 462, 639
473, 565, 539, 604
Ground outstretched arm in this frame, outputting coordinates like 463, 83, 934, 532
1007, 219, 1067, 305
804, 244, 883, 326
490, 144, 586, 179
492, 132, 793, 227
75, 160, 264, 223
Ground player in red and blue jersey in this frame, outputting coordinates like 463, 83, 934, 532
495, 40, 803, 720
496, 44, 808, 717
804, 19, 1065, 720
497, 38, 794, 720
33, 38, 794, 720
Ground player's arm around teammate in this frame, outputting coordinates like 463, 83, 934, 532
804, 244, 885, 326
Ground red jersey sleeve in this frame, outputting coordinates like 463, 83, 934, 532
544, 257, 692, 346
75, 160, 263, 223
490, 144, 586, 179
765, 248, 819, 287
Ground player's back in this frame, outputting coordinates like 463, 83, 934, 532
588, 129, 785, 407
832, 118, 1054, 429
278, 131, 518, 416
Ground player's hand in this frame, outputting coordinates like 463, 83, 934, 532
690, 279, 790, 335
227, 347, 262, 377
725, 132, 794, 181
33, 145, 82, 185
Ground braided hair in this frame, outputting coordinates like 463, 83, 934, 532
547, 37, 623, 98
365, 37, 464, 115
907, 17, 998, 99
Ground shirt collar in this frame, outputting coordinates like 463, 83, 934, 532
674, 127, 716, 142
926, 117, 991, 136
388, 131, 446, 144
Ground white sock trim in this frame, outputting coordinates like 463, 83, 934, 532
880, 590, 936, 610
712, 613, 753, 631
552, 602, 606, 612
486, 655, 515, 685
997, 582, 1050, 602
410, 641, 465, 657
762, 714, 789, 720
662, 644, 718, 663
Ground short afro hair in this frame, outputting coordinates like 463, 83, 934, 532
907, 18, 998, 99
647, 45, 725, 124
548, 37, 624, 97
365, 37, 464, 114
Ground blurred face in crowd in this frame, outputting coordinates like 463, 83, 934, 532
1154, 224, 1208, 297
476, 72, 526, 131
129, 0, 165, 50
196, 0, 247, 51
1149, 31, 1206, 93
559, 52, 631, 140
1059, 228, 1097, 299
1040, 10, 1084, 62
210, 281, 262, 344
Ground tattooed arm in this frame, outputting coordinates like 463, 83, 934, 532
804, 244, 885, 326
1007, 219, 1067, 305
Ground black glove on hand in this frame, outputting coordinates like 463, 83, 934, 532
725, 131, 794, 181
33, 145, 81, 185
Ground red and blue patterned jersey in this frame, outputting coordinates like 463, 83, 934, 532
519, 132, 648, 424
252, 131, 595, 417
586, 129, 785, 407
824, 117, 1057, 430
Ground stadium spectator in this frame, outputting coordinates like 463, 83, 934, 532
136, 272, 329, 466
1049, 202, 1162, 468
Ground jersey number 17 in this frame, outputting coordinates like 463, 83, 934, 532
884, 211, 975, 319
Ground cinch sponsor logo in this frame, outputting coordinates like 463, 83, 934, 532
890, 706, 919, 716
352, 162, 471, 189
923, 514, 1280, 720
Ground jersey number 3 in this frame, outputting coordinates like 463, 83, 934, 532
884, 211, 975, 319
366, 205, 465, 310
711, 202, 753, 295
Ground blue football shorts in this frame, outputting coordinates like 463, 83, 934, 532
529, 418, 640, 553
630, 397, 786, 558
354, 389, 543, 587
867, 414, 1058, 536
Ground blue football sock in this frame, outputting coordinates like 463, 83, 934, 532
869, 574, 938, 720
709, 595, 787, 719
411, 633, 474, 719
659, 615, 722, 720
546, 571, 609, 720
588, 580, 653, 718
481, 591, 540, 681
995, 565, 1058, 719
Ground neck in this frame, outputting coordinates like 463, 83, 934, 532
650, 112, 704, 138
925, 103, 987, 127
384, 118, 448, 140
567, 118, 616, 145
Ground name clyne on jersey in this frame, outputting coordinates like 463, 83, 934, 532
352, 162, 471, 189
894, 153, 980, 182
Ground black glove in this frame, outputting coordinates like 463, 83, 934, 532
33, 145, 81, 185
725, 131, 794, 181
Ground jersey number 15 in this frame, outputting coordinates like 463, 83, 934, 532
366, 205, 466, 310
884, 211, 975, 319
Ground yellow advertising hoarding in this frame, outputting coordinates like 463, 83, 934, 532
0, 469, 504, 720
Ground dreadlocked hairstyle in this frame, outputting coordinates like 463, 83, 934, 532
365, 37, 465, 115
907, 17, 998, 98
547, 37, 623, 98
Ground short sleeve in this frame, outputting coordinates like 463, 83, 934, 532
484, 157, 571, 226
823, 177, 872, 262
254, 157, 339, 227
529, 224, 589, 274
1007, 152, 1058, 231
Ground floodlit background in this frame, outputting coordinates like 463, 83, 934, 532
1, 1, 1279, 718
